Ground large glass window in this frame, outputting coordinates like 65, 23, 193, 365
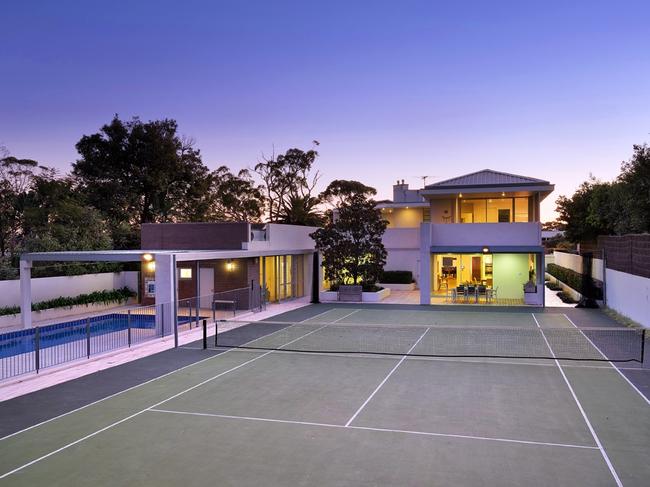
458, 197, 529, 223
515, 197, 529, 222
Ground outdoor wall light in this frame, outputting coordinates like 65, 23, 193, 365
146, 261, 156, 272
459, 193, 463, 198
226, 260, 234, 272
501, 192, 506, 197
142, 253, 153, 262
482, 247, 490, 253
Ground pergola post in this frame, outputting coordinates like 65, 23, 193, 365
154, 253, 177, 341
20, 258, 32, 329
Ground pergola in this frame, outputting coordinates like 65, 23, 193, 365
20, 246, 317, 332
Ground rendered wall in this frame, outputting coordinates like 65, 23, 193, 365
384, 250, 420, 284
492, 254, 528, 299
0, 271, 139, 308
384, 208, 424, 228
553, 251, 604, 281
605, 269, 650, 328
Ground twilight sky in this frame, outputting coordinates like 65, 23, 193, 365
2, 0, 649, 221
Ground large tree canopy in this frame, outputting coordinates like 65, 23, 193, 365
555, 144, 650, 242
73, 116, 211, 234
311, 193, 387, 287
206, 166, 265, 222
254, 145, 322, 225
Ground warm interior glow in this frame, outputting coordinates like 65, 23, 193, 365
146, 261, 156, 272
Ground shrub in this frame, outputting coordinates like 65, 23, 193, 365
379, 270, 414, 284
0, 287, 136, 317
545, 281, 561, 291
556, 291, 577, 304
546, 263, 603, 300
328, 283, 384, 292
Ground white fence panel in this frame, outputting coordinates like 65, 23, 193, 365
0, 271, 140, 308
605, 269, 650, 328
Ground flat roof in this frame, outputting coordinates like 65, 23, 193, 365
22, 248, 315, 263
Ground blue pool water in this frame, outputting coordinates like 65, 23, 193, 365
0, 313, 200, 359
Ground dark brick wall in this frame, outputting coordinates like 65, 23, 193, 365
598, 234, 650, 279
141, 222, 249, 250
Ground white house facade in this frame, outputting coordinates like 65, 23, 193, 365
377, 170, 554, 306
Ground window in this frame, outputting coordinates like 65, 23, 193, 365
514, 197, 529, 222
457, 197, 530, 223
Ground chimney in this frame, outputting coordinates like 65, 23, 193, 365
393, 180, 409, 202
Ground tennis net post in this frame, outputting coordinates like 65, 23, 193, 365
202, 319, 207, 350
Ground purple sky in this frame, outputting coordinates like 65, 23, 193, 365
2, 1, 649, 221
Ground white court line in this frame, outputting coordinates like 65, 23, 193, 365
345, 328, 430, 427
148, 408, 599, 451
331, 309, 362, 323
0, 306, 333, 444
562, 313, 649, 406
0, 323, 329, 480
532, 313, 623, 487
0, 313, 333, 478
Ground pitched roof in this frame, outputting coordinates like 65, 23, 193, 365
425, 169, 550, 189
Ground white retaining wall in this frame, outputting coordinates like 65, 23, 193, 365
0, 272, 139, 308
605, 269, 650, 328
552, 251, 604, 281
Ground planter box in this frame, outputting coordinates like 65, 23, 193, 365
0, 299, 135, 331
377, 282, 416, 291
319, 288, 391, 303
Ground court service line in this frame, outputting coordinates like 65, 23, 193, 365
330, 309, 363, 323
563, 313, 650, 406
344, 327, 430, 427
0, 323, 331, 480
148, 408, 599, 451
532, 314, 623, 487
0, 307, 331, 444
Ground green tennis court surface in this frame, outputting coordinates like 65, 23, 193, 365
1, 306, 648, 486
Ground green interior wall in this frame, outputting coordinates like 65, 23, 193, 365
492, 253, 528, 299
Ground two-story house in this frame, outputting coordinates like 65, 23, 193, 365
378, 170, 554, 306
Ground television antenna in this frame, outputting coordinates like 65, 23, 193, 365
415, 175, 434, 186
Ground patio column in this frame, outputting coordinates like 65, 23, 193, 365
154, 253, 177, 341
419, 223, 432, 305
20, 258, 32, 329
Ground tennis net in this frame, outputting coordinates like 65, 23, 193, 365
213, 320, 646, 363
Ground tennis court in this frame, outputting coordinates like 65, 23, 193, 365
1, 305, 648, 486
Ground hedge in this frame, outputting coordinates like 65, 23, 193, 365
0, 287, 136, 317
546, 263, 603, 300
379, 270, 414, 284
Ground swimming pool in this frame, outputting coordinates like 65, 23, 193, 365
0, 313, 201, 360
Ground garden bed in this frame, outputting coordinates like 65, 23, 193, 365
319, 288, 391, 302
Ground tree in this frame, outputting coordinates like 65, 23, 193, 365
555, 177, 616, 243
254, 145, 322, 225
319, 179, 377, 208
206, 166, 265, 222
311, 193, 387, 287
555, 144, 650, 242
277, 195, 324, 226
73, 116, 212, 247
616, 144, 650, 233
0, 155, 53, 258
